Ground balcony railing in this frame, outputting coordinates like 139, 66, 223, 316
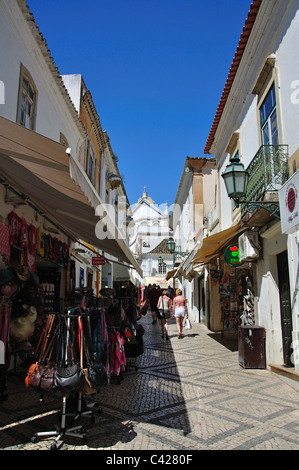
241, 144, 289, 216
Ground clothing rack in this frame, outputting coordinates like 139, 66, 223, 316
28, 311, 103, 449
26, 301, 144, 449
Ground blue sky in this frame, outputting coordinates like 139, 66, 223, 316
28, 0, 251, 207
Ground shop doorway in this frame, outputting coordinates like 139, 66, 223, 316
198, 275, 206, 323
277, 250, 293, 366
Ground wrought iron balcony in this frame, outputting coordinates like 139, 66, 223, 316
241, 145, 289, 219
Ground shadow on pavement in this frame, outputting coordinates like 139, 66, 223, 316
207, 332, 238, 352
0, 313, 192, 449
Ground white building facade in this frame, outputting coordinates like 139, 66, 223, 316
129, 188, 172, 286
204, 0, 299, 378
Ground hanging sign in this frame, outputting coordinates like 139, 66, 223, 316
224, 244, 243, 266
92, 256, 106, 266
279, 170, 299, 234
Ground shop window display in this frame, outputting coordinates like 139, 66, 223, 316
216, 266, 255, 334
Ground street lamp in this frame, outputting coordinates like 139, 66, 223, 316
167, 237, 186, 265
221, 156, 248, 203
166, 237, 176, 254
221, 155, 280, 218
167, 237, 187, 289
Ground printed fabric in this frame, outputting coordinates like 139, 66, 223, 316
0, 224, 10, 268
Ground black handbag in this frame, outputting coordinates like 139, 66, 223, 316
87, 358, 107, 389
53, 363, 84, 393
53, 317, 84, 393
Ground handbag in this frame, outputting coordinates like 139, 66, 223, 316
82, 368, 97, 395
52, 317, 83, 393
140, 300, 149, 315
25, 314, 56, 390
25, 362, 40, 388
53, 363, 83, 393
40, 365, 55, 392
87, 360, 107, 389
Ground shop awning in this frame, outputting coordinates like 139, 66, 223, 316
113, 264, 135, 283
0, 116, 142, 277
192, 223, 246, 266
165, 269, 177, 281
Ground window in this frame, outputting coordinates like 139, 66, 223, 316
158, 264, 166, 274
85, 140, 96, 187
17, 66, 37, 130
260, 83, 278, 145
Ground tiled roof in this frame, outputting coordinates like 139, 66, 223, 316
148, 238, 172, 255
204, 0, 262, 155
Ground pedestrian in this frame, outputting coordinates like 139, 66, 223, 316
157, 290, 172, 340
167, 285, 174, 299
147, 284, 161, 324
172, 288, 188, 339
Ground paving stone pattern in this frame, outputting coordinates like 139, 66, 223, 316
1, 314, 299, 450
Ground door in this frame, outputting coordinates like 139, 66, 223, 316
198, 275, 206, 323
277, 251, 293, 366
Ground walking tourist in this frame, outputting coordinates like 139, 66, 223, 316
147, 284, 162, 324
172, 289, 188, 339
157, 290, 172, 339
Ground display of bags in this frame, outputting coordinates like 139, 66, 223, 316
25, 314, 56, 390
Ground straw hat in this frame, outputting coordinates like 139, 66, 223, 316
10, 306, 37, 340
13, 265, 31, 282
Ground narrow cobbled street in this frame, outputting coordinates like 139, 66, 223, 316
1, 313, 299, 451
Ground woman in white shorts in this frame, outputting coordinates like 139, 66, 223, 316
172, 289, 188, 339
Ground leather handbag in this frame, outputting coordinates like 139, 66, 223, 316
52, 316, 84, 393
25, 362, 40, 388
27, 364, 45, 388
25, 314, 56, 390
87, 360, 107, 389
40, 365, 55, 392
53, 363, 83, 393
82, 368, 97, 395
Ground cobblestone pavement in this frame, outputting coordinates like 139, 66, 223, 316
1, 313, 299, 451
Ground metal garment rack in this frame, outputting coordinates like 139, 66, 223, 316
30, 312, 97, 450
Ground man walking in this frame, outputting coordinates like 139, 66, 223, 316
147, 284, 162, 324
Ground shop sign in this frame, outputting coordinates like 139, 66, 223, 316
92, 256, 106, 266
279, 170, 299, 234
224, 244, 243, 266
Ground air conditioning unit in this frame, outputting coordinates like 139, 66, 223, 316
239, 231, 260, 262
